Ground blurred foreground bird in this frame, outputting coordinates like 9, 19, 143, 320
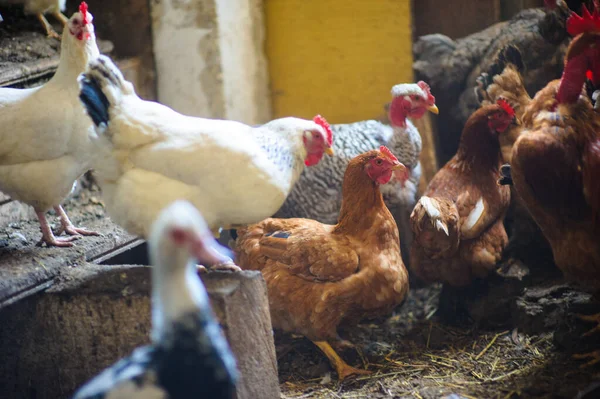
234, 147, 410, 380
72, 200, 238, 399
0, 2, 100, 247
0, 0, 68, 38
77, 55, 334, 252
276, 82, 438, 262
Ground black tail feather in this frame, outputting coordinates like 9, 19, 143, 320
79, 76, 110, 128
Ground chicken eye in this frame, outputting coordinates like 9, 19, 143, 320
73, 19, 80, 26
376, 159, 383, 166
313, 132, 322, 140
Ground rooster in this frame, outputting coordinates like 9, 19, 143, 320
0, 0, 67, 38
498, 2, 600, 366
410, 100, 514, 288
72, 201, 238, 398
275, 81, 438, 263
0, 2, 100, 247
77, 55, 334, 248
234, 147, 410, 381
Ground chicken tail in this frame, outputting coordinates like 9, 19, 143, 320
78, 55, 134, 130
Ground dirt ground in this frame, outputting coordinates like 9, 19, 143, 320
275, 281, 599, 399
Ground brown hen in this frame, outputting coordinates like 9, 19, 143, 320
500, 4, 600, 365
234, 147, 410, 380
410, 100, 513, 288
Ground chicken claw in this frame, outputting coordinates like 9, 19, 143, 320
573, 350, 600, 368
36, 212, 79, 247
313, 341, 371, 381
53, 206, 100, 237
575, 312, 600, 337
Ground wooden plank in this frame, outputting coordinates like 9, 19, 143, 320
413, 0, 501, 39
413, 113, 438, 192
0, 207, 138, 310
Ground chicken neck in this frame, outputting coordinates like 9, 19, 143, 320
51, 33, 99, 84
455, 117, 502, 171
151, 258, 211, 345
334, 165, 390, 235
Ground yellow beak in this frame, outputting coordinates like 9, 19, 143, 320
392, 163, 406, 171
427, 104, 439, 115
325, 147, 334, 156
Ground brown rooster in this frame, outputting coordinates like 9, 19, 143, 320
499, 3, 600, 365
410, 100, 514, 288
233, 147, 410, 380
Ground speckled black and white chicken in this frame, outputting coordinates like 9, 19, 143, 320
72, 201, 238, 399
275, 82, 438, 259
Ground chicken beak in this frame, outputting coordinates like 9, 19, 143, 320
325, 147, 335, 157
392, 163, 409, 186
427, 104, 439, 115
191, 234, 235, 266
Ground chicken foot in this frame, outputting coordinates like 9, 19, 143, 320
573, 350, 600, 368
53, 205, 100, 238
570, 313, 600, 367
36, 211, 79, 247
575, 312, 600, 337
312, 341, 371, 381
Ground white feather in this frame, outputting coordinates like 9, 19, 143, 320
462, 197, 485, 234
391, 83, 427, 98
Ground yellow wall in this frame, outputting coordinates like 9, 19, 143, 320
265, 0, 414, 124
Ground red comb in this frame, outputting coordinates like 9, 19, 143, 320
379, 146, 399, 162
79, 2, 89, 25
313, 115, 333, 146
496, 99, 515, 118
417, 81, 436, 105
566, 3, 600, 36
587, 70, 594, 80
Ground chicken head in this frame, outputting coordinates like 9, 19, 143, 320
388, 80, 438, 128
365, 145, 408, 185
302, 114, 334, 166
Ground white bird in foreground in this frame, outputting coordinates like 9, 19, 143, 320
72, 200, 239, 399
77, 55, 334, 243
0, 2, 100, 247
0, 0, 68, 38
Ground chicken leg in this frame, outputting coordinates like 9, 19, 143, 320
53, 205, 100, 238
312, 341, 371, 381
37, 13, 61, 39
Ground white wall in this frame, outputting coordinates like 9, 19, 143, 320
150, 0, 271, 124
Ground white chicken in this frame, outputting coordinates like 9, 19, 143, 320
0, 2, 100, 247
77, 55, 334, 243
72, 201, 238, 399
0, 0, 67, 38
